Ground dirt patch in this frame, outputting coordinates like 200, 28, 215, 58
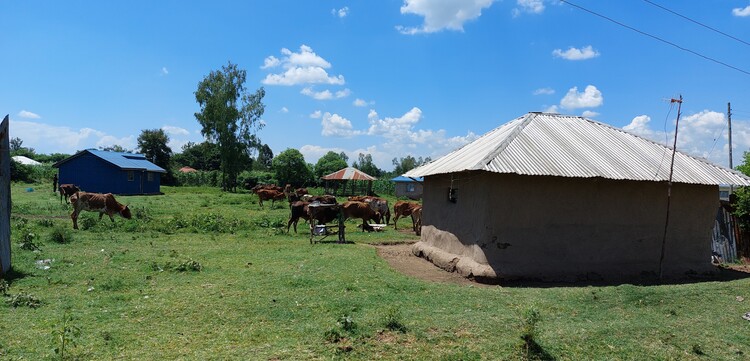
374, 243, 491, 287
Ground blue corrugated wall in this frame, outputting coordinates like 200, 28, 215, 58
58, 153, 161, 195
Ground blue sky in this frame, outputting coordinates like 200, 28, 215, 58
3, 0, 750, 171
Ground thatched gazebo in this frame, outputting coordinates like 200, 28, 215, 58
322, 167, 376, 196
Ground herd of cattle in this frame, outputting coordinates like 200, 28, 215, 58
56, 183, 423, 236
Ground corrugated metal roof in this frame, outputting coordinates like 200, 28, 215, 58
54, 149, 166, 173
322, 167, 377, 181
405, 112, 750, 186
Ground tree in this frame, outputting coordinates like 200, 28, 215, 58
314, 151, 348, 179
254, 143, 274, 171
99, 145, 131, 153
9, 137, 35, 157
10, 137, 23, 151
138, 129, 174, 185
392, 155, 431, 176
194, 61, 265, 191
352, 153, 383, 178
732, 151, 750, 229
173, 141, 222, 171
273, 148, 313, 187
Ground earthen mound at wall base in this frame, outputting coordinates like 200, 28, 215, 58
412, 241, 497, 279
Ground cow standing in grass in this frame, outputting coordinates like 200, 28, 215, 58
69, 192, 131, 230
58, 184, 80, 204
342, 201, 380, 232
287, 201, 310, 233
256, 189, 286, 208
393, 200, 421, 230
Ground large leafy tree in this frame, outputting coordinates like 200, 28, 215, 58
273, 148, 313, 187
254, 143, 274, 171
194, 61, 265, 191
137, 129, 172, 169
392, 155, 431, 176
173, 141, 222, 171
314, 151, 348, 179
352, 153, 383, 178
732, 151, 750, 229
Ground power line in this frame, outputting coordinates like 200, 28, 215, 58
642, 0, 750, 47
559, 0, 750, 77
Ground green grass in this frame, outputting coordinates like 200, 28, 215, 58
2, 183, 750, 360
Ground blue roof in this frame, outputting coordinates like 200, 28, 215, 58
54, 149, 166, 173
391, 176, 423, 182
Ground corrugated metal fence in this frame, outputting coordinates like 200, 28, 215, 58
712, 204, 741, 263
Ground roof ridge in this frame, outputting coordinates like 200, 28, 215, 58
474, 112, 537, 169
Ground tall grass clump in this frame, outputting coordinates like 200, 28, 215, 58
49, 226, 74, 244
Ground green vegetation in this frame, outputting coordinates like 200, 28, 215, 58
3, 183, 750, 360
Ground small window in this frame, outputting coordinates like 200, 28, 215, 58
406, 183, 416, 192
127, 171, 134, 181
147, 172, 154, 182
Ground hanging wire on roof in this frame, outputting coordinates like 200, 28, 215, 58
653, 102, 675, 180
559, 0, 750, 77
642, 0, 750, 47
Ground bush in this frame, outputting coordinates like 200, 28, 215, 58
7, 292, 42, 308
49, 226, 74, 244
382, 307, 407, 333
172, 258, 203, 272
174, 170, 222, 187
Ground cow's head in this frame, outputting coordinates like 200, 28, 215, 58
120, 205, 133, 219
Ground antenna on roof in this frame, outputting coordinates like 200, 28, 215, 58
658, 95, 683, 281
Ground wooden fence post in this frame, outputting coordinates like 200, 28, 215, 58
0, 115, 11, 277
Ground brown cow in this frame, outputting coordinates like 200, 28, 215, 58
307, 204, 341, 227
69, 192, 131, 230
256, 189, 286, 208
410, 206, 423, 235
251, 184, 283, 193
393, 200, 421, 230
342, 201, 380, 232
305, 195, 337, 204
58, 184, 80, 204
348, 196, 390, 225
287, 201, 310, 233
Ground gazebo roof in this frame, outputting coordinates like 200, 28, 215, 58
321, 167, 377, 181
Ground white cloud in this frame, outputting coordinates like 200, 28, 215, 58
544, 105, 559, 113
533, 87, 554, 95
161, 67, 169, 75
8, 119, 137, 154
280, 107, 289, 113
162, 125, 190, 136
301, 87, 350, 100
560, 85, 603, 109
261, 56, 280, 69
623, 115, 656, 139
310, 110, 322, 119
513, 0, 544, 17
581, 110, 599, 118
552, 45, 600, 60
353, 98, 368, 107
18, 110, 41, 119
733, 5, 750, 17
261, 45, 345, 86
397, 0, 496, 34
321, 112, 362, 137
335, 89, 351, 98
332, 6, 349, 18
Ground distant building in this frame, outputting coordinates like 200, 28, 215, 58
53, 149, 166, 195
179, 166, 198, 173
391, 176, 423, 199
11, 155, 41, 166
322, 167, 376, 196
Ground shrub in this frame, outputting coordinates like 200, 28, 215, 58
0, 279, 9, 296
49, 226, 74, 244
173, 258, 203, 272
382, 307, 407, 333
7, 292, 42, 308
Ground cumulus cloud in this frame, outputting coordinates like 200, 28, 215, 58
397, 0, 495, 34
9, 119, 136, 154
161, 67, 169, 75
353, 98, 368, 107
552, 45, 600, 60
261, 45, 345, 86
733, 5, 750, 17
560, 85, 603, 109
513, 0, 544, 17
332, 6, 349, 18
581, 110, 599, 118
18, 110, 41, 119
301, 87, 351, 100
162, 125, 190, 136
310, 110, 322, 119
280, 107, 289, 113
544, 105, 559, 113
533, 87, 554, 95
321, 112, 362, 137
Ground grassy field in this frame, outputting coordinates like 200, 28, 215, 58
2, 184, 750, 360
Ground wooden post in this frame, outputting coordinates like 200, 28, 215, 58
0, 115, 12, 277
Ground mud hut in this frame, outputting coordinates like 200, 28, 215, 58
405, 112, 750, 281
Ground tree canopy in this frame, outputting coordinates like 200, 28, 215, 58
254, 143, 274, 171
137, 129, 172, 169
314, 151, 348, 179
392, 155, 431, 176
194, 61, 265, 191
273, 148, 313, 187
173, 141, 222, 171
352, 153, 383, 178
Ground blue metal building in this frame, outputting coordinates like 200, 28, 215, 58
53, 149, 166, 195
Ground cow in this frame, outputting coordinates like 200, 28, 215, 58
69, 192, 131, 230
256, 189, 286, 208
411, 206, 423, 235
342, 201, 381, 232
348, 196, 390, 225
58, 184, 80, 204
305, 195, 338, 205
393, 200, 421, 230
284, 185, 310, 204
251, 184, 283, 193
287, 201, 310, 233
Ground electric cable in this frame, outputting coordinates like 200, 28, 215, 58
643, 0, 750, 47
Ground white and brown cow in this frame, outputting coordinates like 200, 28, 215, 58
69, 192, 132, 230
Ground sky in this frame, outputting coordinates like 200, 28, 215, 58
3, 0, 750, 171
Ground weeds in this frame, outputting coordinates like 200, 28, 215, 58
519, 307, 553, 360
7, 292, 42, 308
382, 307, 407, 333
49, 226, 74, 244
51, 311, 81, 360
0, 279, 9, 295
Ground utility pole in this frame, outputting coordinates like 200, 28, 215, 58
659, 95, 683, 281
729, 102, 733, 194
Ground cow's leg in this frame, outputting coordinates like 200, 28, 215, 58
393, 214, 400, 230
71, 211, 79, 230
99, 212, 105, 221
287, 216, 297, 234
108, 213, 115, 223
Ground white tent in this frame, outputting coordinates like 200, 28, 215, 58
12, 155, 42, 166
